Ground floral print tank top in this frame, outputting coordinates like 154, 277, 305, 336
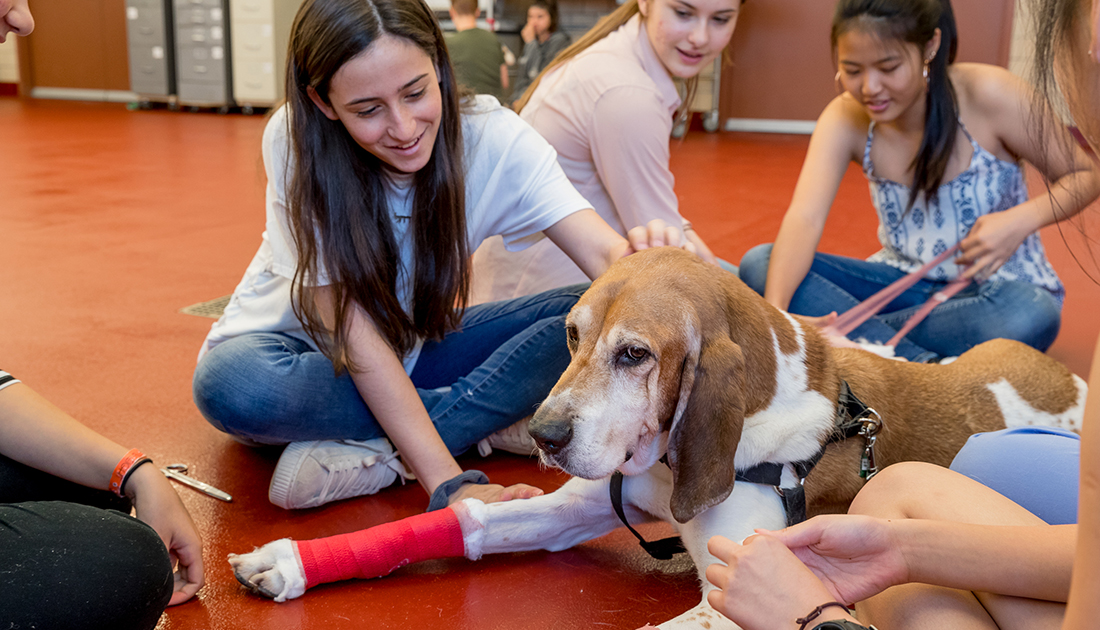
863, 122, 1064, 304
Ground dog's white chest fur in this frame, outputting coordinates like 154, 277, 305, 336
736, 313, 834, 469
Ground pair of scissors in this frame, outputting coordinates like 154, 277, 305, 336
161, 463, 233, 502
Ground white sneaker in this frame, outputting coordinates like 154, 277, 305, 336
269, 438, 413, 509
477, 416, 539, 457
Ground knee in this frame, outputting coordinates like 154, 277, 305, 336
193, 352, 248, 435
111, 515, 175, 616
737, 244, 774, 294
0, 503, 173, 630
1015, 304, 1061, 352
192, 341, 288, 440
93, 511, 174, 630
848, 462, 946, 519
987, 285, 1061, 352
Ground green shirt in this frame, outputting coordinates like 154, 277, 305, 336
445, 28, 506, 102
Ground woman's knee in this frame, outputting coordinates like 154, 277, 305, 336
848, 462, 947, 518
0, 503, 173, 630
985, 283, 1062, 351
738, 244, 774, 294
192, 336, 302, 441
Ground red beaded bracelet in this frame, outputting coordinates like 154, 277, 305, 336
110, 448, 147, 497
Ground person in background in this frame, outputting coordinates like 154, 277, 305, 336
469, 0, 739, 306
705, 0, 1100, 627
0, 5, 204, 628
512, 0, 571, 105
445, 0, 508, 103
738, 0, 1099, 362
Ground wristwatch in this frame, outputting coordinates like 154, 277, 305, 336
813, 621, 877, 630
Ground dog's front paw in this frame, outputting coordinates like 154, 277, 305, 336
228, 538, 307, 602
658, 601, 742, 629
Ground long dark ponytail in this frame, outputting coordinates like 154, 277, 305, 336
832, 0, 959, 209
285, 0, 468, 372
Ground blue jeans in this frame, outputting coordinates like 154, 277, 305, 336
192, 284, 587, 456
739, 244, 1061, 361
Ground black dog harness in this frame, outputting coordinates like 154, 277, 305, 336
610, 380, 883, 559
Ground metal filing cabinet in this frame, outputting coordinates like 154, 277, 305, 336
126, 0, 176, 101
174, 0, 234, 108
229, 0, 304, 113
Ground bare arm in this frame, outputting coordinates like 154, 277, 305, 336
709, 513, 1075, 628
1064, 337, 1100, 629
500, 63, 509, 91
0, 383, 134, 486
308, 287, 541, 505
0, 383, 204, 605
543, 209, 691, 280
957, 66, 1100, 278
1059, 10, 1100, 626
764, 97, 863, 311
895, 520, 1075, 602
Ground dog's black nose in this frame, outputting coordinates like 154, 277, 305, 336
529, 421, 573, 455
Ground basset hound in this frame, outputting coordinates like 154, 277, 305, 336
231, 247, 1087, 629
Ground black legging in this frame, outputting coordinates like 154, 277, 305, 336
0, 454, 174, 630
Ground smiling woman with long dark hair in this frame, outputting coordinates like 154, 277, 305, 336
191, 0, 690, 514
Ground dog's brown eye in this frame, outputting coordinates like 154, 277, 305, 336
566, 325, 579, 348
619, 346, 648, 366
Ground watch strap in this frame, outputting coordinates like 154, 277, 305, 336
812, 621, 876, 630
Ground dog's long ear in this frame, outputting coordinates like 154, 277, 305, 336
667, 335, 746, 524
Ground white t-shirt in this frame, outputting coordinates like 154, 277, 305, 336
199, 95, 592, 372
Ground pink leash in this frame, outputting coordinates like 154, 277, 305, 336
820, 243, 971, 348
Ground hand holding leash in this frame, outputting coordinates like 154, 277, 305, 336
956, 211, 1035, 283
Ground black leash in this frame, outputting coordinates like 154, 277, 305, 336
609, 470, 686, 559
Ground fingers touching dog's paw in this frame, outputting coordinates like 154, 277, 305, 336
228, 538, 307, 602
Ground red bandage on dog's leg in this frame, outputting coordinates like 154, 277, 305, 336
296, 507, 466, 588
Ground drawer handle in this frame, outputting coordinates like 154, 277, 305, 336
138, 26, 154, 35
194, 65, 208, 73
246, 80, 263, 88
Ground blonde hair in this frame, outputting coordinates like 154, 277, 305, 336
513, 0, 699, 121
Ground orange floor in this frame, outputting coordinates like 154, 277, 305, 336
2, 97, 1098, 630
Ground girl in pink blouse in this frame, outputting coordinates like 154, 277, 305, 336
469, 0, 741, 304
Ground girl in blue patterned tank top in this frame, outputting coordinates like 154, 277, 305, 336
739, 0, 1100, 361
